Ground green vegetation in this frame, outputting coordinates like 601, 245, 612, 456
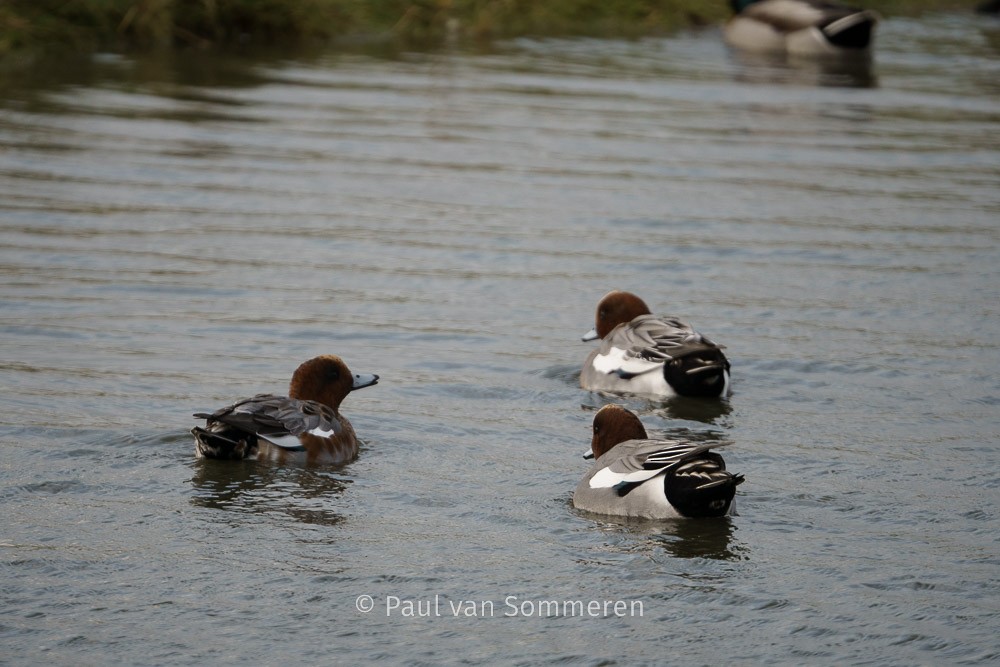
0, 0, 975, 58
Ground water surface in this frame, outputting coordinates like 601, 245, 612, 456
1, 13, 999, 666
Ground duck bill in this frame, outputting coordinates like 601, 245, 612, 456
581, 327, 599, 342
583, 450, 595, 460
352, 373, 379, 390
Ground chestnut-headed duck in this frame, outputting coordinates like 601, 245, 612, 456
724, 0, 878, 58
573, 405, 744, 519
192, 355, 378, 465
581, 290, 731, 398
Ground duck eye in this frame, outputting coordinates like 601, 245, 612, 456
326, 368, 340, 382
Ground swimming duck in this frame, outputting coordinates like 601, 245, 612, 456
573, 405, 744, 519
191, 355, 378, 465
724, 0, 879, 57
581, 290, 730, 398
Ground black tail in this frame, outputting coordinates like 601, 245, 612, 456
664, 453, 744, 518
191, 426, 257, 460
820, 12, 877, 50
664, 350, 731, 397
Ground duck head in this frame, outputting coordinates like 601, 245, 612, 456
289, 355, 378, 410
582, 290, 652, 341
588, 404, 649, 460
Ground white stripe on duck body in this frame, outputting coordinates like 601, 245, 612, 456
581, 290, 731, 399
191, 355, 378, 466
725, 0, 879, 57
573, 405, 744, 519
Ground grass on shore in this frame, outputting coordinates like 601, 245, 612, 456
0, 0, 977, 58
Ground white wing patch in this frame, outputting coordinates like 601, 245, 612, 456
263, 425, 337, 451
589, 465, 663, 489
616, 356, 662, 376
591, 346, 628, 374
591, 347, 660, 376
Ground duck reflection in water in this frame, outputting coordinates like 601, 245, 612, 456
585, 394, 734, 428
729, 46, 877, 88
189, 459, 350, 527
583, 513, 745, 562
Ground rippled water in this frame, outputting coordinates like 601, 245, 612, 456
2, 12, 999, 665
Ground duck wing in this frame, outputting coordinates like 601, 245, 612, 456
588, 440, 725, 490
194, 394, 341, 449
595, 315, 725, 378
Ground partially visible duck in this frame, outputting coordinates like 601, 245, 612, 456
581, 290, 730, 398
573, 405, 744, 519
192, 355, 378, 465
724, 0, 879, 57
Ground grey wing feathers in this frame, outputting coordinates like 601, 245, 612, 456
603, 440, 727, 475
194, 394, 336, 437
620, 315, 725, 362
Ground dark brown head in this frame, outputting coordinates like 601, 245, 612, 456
590, 290, 652, 339
288, 355, 378, 411
590, 404, 648, 459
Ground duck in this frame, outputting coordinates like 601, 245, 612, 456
581, 290, 730, 398
724, 0, 879, 57
573, 405, 744, 519
191, 355, 378, 465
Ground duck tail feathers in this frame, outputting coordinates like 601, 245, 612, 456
664, 350, 731, 397
191, 426, 256, 460
665, 454, 742, 518
821, 10, 878, 49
